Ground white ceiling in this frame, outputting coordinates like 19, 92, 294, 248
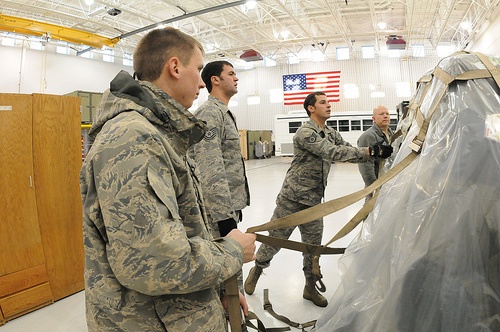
1, 0, 499, 64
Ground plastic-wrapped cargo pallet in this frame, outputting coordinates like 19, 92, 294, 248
314, 52, 500, 332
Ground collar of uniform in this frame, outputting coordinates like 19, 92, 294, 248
207, 95, 230, 113
307, 118, 330, 135
140, 81, 207, 145
373, 123, 393, 137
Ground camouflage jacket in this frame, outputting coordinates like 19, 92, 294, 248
357, 124, 394, 187
80, 71, 244, 331
279, 119, 368, 206
189, 95, 250, 223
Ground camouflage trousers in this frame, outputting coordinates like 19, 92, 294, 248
255, 195, 323, 279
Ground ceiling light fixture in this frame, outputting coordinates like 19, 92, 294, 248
280, 30, 290, 39
245, 0, 257, 9
107, 8, 122, 16
84, 0, 94, 5
459, 21, 472, 31
377, 22, 387, 30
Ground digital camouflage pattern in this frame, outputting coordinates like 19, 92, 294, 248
255, 119, 368, 277
81, 71, 244, 331
189, 95, 250, 225
281, 119, 368, 206
255, 196, 323, 279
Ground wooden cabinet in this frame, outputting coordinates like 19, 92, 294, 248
0, 94, 84, 324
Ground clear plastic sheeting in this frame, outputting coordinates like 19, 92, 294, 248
314, 52, 500, 332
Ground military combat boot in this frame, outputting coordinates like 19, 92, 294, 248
303, 279, 328, 307
244, 265, 263, 295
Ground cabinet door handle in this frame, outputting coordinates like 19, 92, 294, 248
29, 176, 33, 188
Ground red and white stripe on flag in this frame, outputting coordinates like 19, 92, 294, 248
282, 71, 341, 106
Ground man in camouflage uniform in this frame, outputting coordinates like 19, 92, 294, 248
244, 92, 392, 307
188, 61, 250, 315
357, 105, 394, 200
80, 27, 256, 332
189, 60, 250, 239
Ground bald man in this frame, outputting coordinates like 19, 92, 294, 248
357, 106, 394, 198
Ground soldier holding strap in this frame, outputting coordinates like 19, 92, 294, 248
244, 91, 392, 307
81, 27, 256, 331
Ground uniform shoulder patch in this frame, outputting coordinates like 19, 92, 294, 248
307, 132, 319, 143
204, 128, 218, 140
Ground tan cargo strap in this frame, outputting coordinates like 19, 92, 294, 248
235, 51, 500, 332
311, 255, 326, 292
225, 274, 242, 332
255, 234, 345, 255
325, 187, 378, 246
245, 311, 291, 331
247, 150, 418, 235
263, 289, 316, 332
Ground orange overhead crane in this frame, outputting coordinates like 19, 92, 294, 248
0, 14, 118, 49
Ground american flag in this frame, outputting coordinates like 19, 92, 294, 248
282, 71, 341, 105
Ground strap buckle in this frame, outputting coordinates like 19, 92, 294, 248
409, 136, 423, 152
315, 278, 326, 293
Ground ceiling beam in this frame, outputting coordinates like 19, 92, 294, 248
0, 14, 118, 48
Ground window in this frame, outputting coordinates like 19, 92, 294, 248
289, 121, 302, 133
56, 46, 69, 54
103, 49, 114, 63
326, 119, 338, 130
390, 119, 398, 131
264, 56, 276, 67
338, 120, 350, 131
123, 53, 133, 66
412, 44, 425, 57
363, 119, 373, 131
30, 41, 43, 50
361, 46, 375, 59
336, 47, 349, 60
287, 53, 300, 64
1, 37, 15, 46
351, 120, 361, 131
312, 49, 325, 62
80, 51, 93, 59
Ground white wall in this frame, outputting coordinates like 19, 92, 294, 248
467, 5, 500, 56
0, 39, 472, 131
223, 55, 442, 130
0, 42, 132, 95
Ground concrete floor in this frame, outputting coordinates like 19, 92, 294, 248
0, 156, 365, 331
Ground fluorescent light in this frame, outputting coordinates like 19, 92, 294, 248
336, 47, 350, 60
344, 84, 359, 99
247, 96, 261, 105
287, 54, 300, 64
280, 30, 290, 39
460, 21, 472, 31
245, 0, 257, 9
437, 44, 455, 57
361, 46, 375, 59
370, 91, 385, 98
264, 56, 276, 67
312, 49, 325, 62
